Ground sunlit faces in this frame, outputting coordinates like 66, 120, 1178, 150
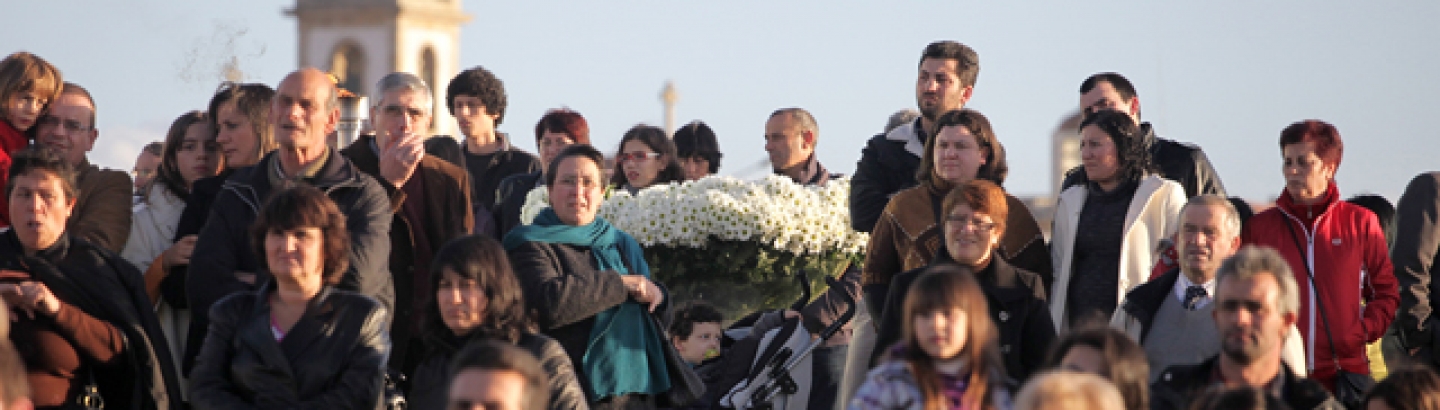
913, 307, 969, 360
4, 90, 47, 131
1079, 81, 1138, 121
132, 151, 160, 191
1281, 141, 1335, 203
932, 125, 985, 185
672, 322, 722, 365
1059, 345, 1109, 375
35, 92, 96, 166
538, 131, 576, 168
437, 268, 489, 336
8, 170, 74, 253
272, 70, 338, 151
452, 95, 498, 140
680, 157, 711, 181
915, 58, 971, 120
373, 88, 432, 147
176, 121, 223, 186
1177, 204, 1241, 278
547, 155, 604, 226
216, 99, 260, 167
448, 369, 528, 410
1079, 125, 1120, 186
943, 204, 999, 268
1214, 274, 1292, 365
619, 140, 663, 189
764, 115, 812, 172
264, 227, 326, 283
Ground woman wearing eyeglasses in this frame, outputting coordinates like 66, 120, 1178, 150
612, 125, 684, 195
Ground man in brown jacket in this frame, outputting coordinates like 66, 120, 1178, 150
34, 82, 131, 253
340, 72, 473, 376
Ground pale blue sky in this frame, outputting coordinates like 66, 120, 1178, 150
4, 1, 1437, 200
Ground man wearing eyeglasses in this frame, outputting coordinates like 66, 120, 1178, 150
34, 82, 133, 253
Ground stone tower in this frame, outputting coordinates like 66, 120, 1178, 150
287, 0, 471, 138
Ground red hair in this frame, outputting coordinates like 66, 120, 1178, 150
1279, 120, 1344, 171
534, 109, 590, 145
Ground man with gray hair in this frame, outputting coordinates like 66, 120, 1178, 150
341, 71, 473, 374
766, 107, 839, 186
1150, 246, 1340, 410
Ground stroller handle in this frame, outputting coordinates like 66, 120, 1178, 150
816, 274, 856, 342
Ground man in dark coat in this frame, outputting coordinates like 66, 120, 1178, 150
341, 72, 474, 375
185, 68, 393, 371
1061, 72, 1226, 199
1394, 172, 1440, 365
1150, 246, 1339, 410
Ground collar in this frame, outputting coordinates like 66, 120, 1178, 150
269, 146, 332, 186
1211, 359, 1286, 399
466, 132, 514, 155
1276, 181, 1340, 225
1173, 271, 1216, 309
884, 117, 928, 158
776, 153, 828, 186
2, 229, 71, 261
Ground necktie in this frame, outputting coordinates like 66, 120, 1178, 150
1183, 285, 1208, 311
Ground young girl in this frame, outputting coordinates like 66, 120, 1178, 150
0, 51, 63, 228
852, 265, 1011, 410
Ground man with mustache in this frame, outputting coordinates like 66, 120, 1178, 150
34, 82, 133, 253
1149, 246, 1340, 410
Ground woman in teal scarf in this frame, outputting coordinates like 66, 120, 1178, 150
505, 144, 671, 409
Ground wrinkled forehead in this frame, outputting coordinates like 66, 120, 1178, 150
277, 73, 334, 105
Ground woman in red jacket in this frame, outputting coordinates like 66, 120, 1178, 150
1241, 120, 1398, 393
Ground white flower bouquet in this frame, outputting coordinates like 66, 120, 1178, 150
520, 175, 868, 317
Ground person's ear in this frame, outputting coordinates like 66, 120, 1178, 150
1281, 311, 1298, 328
1128, 96, 1142, 119
802, 130, 817, 151
958, 86, 975, 107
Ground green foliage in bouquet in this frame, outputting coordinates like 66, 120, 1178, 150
646, 240, 861, 321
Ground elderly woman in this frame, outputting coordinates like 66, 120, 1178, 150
188, 185, 388, 409
504, 145, 672, 409
1050, 109, 1184, 331
407, 234, 587, 410
874, 180, 1055, 382
1241, 120, 1397, 394
612, 125, 685, 195
0, 147, 180, 408
495, 109, 591, 238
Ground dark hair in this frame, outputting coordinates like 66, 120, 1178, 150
533, 108, 590, 145
448, 340, 549, 410
423, 235, 536, 349
141, 141, 164, 156
941, 179, 1010, 238
1227, 197, 1255, 228
1045, 326, 1149, 410
446, 66, 507, 125
208, 82, 277, 166
1079, 73, 1140, 119
668, 302, 723, 339
0, 51, 62, 122
1365, 364, 1440, 410
673, 121, 722, 174
900, 265, 1004, 410
153, 111, 212, 201
58, 82, 97, 127
1279, 119, 1344, 173
1347, 194, 1396, 248
917, 109, 1007, 187
918, 41, 981, 89
0, 340, 25, 404
1078, 109, 1155, 185
6, 146, 75, 200
250, 185, 351, 285
1188, 386, 1288, 410
544, 144, 608, 187
611, 124, 685, 189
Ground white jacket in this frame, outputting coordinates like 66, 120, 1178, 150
122, 184, 187, 271
1050, 175, 1185, 332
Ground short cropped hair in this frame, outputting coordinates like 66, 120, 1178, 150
0, 52, 63, 115
449, 340, 548, 410
918, 41, 980, 89
1215, 246, 1301, 316
141, 141, 164, 156
769, 107, 819, 137
6, 146, 76, 201
372, 72, 432, 113
1181, 195, 1243, 239
58, 82, 97, 127
1079, 73, 1139, 102
446, 66, 507, 124
544, 144, 608, 188
1279, 120, 1344, 172
1014, 370, 1125, 410
669, 302, 723, 339
250, 185, 351, 284
534, 109, 590, 145
941, 179, 1010, 237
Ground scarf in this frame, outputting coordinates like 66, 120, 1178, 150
503, 208, 670, 400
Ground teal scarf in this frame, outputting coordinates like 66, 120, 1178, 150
503, 208, 671, 400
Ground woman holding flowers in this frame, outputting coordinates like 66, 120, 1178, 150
505, 144, 674, 409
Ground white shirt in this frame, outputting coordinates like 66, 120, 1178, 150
1172, 272, 1216, 310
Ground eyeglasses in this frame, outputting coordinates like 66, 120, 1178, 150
945, 216, 996, 232
38, 116, 90, 132
617, 151, 661, 163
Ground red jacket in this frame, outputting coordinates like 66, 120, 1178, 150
1241, 182, 1398, 389
0, 119, 28, 228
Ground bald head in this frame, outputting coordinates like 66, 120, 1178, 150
272, 68, 340, 152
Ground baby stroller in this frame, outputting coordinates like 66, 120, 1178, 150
697, 271, 856, 410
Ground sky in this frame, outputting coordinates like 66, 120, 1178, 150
3, 1, 1438, 201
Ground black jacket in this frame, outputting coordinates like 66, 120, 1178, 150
1394, 172, 1440, 359
162, 169, 234, 310
1061, 123, 1226, 198
189, 283, 390, 409
1150, 357, 1340, 410
408, 332, 588, 410
494, 171, 544, 239
506, 240, 670, 400
849, 119, 924, 233
873, 254, 1055, 383
1117, 269, 1184, 344
185, 148, 393, 372
0, 231, 183, 409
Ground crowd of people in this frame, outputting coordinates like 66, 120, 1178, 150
0, 37, 1437, 410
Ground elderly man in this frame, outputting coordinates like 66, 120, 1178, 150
341, 72, 472, 373
1113, 195, 1305, 381
185, 68, 392, 371
1150, 246, 1340, 410
34, 82, 132, 252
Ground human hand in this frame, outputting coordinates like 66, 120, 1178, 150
379, 133, 425, 187
162, 235, 199, 269
620, 275, 664, 312
0, 281, 60, 319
